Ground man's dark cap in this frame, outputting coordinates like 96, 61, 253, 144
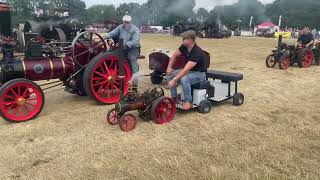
180, 30, 196, 40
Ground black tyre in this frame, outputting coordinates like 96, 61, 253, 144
107, 108, 119, 125
266, 55, 276, 68
77, 72, 87, 96
83, 52, 132, 104
298, 49, 314, 68
0, 79, 45, 123
233, 93, 244, 106
150, 71, 163, 84
198, 100, 212, 114
279, 54, 291, 70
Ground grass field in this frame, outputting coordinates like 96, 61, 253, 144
0, 35, 320, 179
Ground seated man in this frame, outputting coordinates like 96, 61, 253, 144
167, 30, 207, 110
297, 27, 314, 48
105, 15, 141, 88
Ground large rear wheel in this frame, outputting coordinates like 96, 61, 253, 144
298, 49, 314, 68
119, 114, 137, 132
151, 97, 176, 124
279, 54, 291, 70
83, 52, 132, 104
0, 79, 45, 123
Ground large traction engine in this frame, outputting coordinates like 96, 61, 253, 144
0, 3, 133, 122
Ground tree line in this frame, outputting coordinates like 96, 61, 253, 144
5, 0, 320, 30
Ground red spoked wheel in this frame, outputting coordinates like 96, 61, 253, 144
266, 55, 276, 68
279, 54, 291, 70
298, 49, 314, 68
119, 114, 137, 132
84, 52, 132, 104
0, 79, 45, 123
107, 108, 119, 125
151, 97, 176, 124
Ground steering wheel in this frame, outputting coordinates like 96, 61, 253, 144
71, 31, 107, 68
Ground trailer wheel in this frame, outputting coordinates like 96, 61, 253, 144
119, 114, 137, 132
83, 52, 132, 104
233, 93, 244, 106
150, 71, 163, 84
151, 97, 176, 124
298, 49, 314, 68
0, 79, 45, 123
279, 54, 291, 70
266, 55, 276, 68
198, 100, 212, 114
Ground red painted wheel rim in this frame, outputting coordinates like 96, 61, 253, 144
119, 114, 137, 132
107, 109, 119, 125
281, 56, 290, 70
154, 98, 176, 124
90, 55, 132, 104
301, 50, 314, 68
0, 82, 43, 122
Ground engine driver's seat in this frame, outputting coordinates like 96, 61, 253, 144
192, 80, 211, 89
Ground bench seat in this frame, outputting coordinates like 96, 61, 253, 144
206, 70, 243, 82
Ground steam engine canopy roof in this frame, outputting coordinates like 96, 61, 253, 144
0, 2, 10, 12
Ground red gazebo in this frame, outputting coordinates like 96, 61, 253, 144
257, 22, 277, 29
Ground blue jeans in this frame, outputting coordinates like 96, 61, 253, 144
168, 70, 206, 103
126, 48, 140, 74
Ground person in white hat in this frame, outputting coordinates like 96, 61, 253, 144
106, 15, 141, 88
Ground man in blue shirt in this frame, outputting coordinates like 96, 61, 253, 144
297, 27, 314, 48
106, 15, 141, 87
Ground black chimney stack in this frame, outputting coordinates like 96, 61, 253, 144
0, 2, 14, 59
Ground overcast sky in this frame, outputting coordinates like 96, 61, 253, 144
84, 0, 275, 10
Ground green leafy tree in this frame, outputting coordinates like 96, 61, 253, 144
265, 0, 320, 28
87, 5, 117, 23
6, 0, 34, 24
197, 8, 210, 23
145, 0, 195, 27
208, 0, 267, 30
6, 0, 87, 24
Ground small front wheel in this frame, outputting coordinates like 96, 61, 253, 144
266, 55, 276, 68
0, 79, 45, 123
107, 108, 119, 125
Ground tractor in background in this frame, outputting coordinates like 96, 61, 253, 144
266, 35, 319, 70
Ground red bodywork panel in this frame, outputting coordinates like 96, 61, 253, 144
23, 56, 75, 81
149, 50, 211, 73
